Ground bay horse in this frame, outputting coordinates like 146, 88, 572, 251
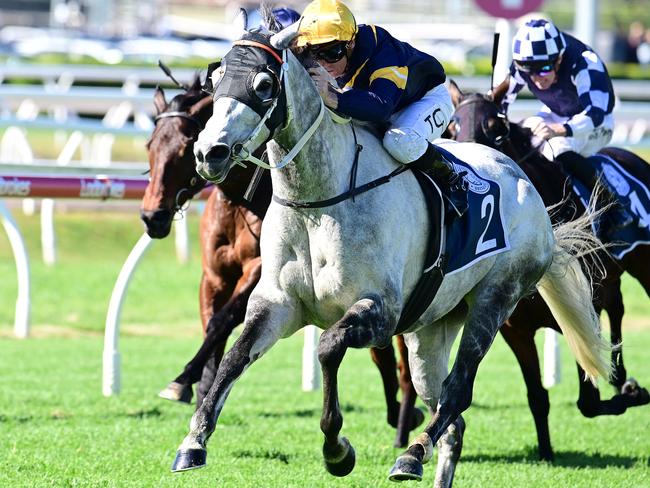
178, 24, 609, 486
447, 80, 650, 460
140, 77, 423, 447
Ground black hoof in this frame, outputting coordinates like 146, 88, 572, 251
388, 454, 423, 482
324, 437, 356, 477
171, 449, 207, 472
159, 382, 193, 404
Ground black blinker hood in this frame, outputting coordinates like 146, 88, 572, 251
210, 32, 287, 132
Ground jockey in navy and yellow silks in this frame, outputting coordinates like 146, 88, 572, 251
296, 0, 467, 216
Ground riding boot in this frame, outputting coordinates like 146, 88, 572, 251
409, 143, 469, 219
556, 151, 634, 237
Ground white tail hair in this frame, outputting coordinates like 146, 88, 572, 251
536, 208, 611, 384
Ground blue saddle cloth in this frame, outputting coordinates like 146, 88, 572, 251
435, 145, 511, 275
572, 153, 650, 259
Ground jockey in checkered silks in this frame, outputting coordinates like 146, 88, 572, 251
295, 0, 468, 217
492, 18, 633, 228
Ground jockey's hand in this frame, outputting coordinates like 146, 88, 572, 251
308, 67, 339, 109
532, 121, 567, 140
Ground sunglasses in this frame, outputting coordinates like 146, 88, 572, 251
310, 42, 348, 64
515, 60, 556, 76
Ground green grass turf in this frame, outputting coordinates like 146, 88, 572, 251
0, 210, 649, 486
0, 331, 648, 487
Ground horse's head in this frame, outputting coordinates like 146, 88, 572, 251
447, 80, 512, 149
194, 21, 313, 183
448, 80, 573, 212
141, 78, 212, 238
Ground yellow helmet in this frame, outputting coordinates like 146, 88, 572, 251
296, 0, 358, 48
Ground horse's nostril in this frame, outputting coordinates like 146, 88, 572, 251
205, 144, 230, 163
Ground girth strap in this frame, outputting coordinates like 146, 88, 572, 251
395, 169, 446, 334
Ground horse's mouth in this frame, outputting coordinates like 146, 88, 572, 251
140, 208, 173, 238
196, 160, 231, 184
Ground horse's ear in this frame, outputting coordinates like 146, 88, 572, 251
448, 79, 463, 108
153, 85, 167, 115
270, 21, 300, 50
488, 78, 509, 107
235, 7, 248, 31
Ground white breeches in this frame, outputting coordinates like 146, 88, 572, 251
383, 83, 454, 164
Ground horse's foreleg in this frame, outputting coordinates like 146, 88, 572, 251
159, 272, 228, 404
195, 259, 262, 407
319, 295, 392, 477
500, 322, 553, 461
171, 296, 297, 472
391, 292, 511, 483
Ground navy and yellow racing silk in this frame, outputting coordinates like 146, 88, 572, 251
502, 33, 615, 137
334, 24, 446, 122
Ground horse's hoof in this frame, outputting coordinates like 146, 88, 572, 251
171, 449, 207, 472
324, 437, 356, 477
159, 382, 193, 404
388, 454, 423, 482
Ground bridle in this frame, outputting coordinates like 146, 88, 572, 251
220, 39, 325, 171
453, 96, 510, 148
454, 95, 545, 164
213, 38, 408, 209
154, 111, 203, 129
153, 109, 207, 214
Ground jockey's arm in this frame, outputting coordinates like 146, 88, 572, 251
498, 66, 526, 113
562, 52, 612, 137
335, 77, 402, 122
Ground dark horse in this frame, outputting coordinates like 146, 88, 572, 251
140, 77, 423, 447
447, 80, 650, 460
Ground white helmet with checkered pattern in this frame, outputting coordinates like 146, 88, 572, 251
512, 19, 566, 64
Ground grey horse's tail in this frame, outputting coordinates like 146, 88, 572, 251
535, 208, 611, 384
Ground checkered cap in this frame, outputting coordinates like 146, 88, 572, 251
512, 19, 566, 62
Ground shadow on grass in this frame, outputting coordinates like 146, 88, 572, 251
462, 447, 642, 469
233, 449, 292, 464
258, 403, 367, 419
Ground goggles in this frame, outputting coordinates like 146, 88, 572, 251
310, 42, 348, 64
515, 59, 557, 76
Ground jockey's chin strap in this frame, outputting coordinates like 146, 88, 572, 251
229, 41, 326, 171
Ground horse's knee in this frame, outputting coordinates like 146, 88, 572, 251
383, 127, 428, 164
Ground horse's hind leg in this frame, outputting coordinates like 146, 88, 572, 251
394, 318, 464, 486
391, 285, 519, 483
394, 335, 424, 448
601, 280, 628, 390
172, 295, 300, 472
319, 294, 393, 477
369, 343, 401, 428
500, 321, 554, 461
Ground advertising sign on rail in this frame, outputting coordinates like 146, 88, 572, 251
474, 0, 545, 19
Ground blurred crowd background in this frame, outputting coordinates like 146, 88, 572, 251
2, 0, 650, 75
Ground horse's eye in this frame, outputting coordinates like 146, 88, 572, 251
252, 72, 275, 102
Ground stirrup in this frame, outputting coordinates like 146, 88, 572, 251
448, 170, 468, 191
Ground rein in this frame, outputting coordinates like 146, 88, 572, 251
272, 124, 409, 209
